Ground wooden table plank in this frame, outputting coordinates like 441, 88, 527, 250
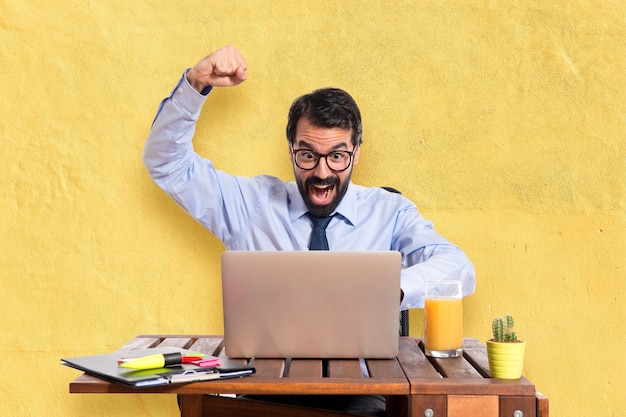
410, 394, 447, 417
405, 377, 536, 396
328, 359, 365, 378
448, 395, 499, 417
501, 396, 537, 417
117, 336, 162, 351
536, 392, 550, 417
366, 358, 406, 379
155, 337, 196, 349
289, 359, 323, 378
413, 339, 483, 379
188, 336, 224, 356
462, 338, 491, 377
396, 338, 440, 379
252, 359, 286, 379
430, 355, 484, 378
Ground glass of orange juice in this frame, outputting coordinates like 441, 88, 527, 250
424, 280, 463, 357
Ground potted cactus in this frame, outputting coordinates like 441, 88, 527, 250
486, 314, 525, 379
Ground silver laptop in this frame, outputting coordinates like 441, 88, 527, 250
221, 251, 401, 359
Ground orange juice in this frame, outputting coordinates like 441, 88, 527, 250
424, 297, 463, 352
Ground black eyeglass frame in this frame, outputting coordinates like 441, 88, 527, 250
290, 146, 359, 173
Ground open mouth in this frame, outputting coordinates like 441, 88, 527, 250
309, 184, 335, 205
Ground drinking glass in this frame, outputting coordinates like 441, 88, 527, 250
424, 280, 463, 357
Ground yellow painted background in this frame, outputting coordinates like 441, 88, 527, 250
1, 1, 624, 416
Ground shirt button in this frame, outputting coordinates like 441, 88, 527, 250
177, 88, 184, 94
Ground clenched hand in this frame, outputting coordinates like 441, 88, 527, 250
186, 45, 248, 92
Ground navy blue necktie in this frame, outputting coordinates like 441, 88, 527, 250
308, 214, 333, 250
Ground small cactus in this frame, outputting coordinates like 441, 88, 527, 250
491, 314, 518, 342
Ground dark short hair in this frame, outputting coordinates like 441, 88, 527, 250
286, 88, 362, 147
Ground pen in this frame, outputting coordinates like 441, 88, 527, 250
118, 352, 205, 370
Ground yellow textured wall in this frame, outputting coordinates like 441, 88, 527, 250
1, 1, 624, 416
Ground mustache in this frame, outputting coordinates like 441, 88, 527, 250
305, 176, 339, 188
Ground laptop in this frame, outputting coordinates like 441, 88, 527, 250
221, 251, 401, 359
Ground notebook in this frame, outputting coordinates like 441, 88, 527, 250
61, 347, 255, 387
221, 250, 402, 359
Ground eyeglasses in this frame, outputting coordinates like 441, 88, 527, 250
291, 147, 357, 172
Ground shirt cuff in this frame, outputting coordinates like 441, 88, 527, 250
165, 70, 211, 116
400, 270, 425, 310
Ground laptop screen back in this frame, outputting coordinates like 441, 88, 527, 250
221, 251, 401, 358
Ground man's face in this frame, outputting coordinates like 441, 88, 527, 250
290, 117, 360, 218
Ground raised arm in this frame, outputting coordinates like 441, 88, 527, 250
142, 45, 250, 236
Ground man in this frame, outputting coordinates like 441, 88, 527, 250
143, 45, 475, 415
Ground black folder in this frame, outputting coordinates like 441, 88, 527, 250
61, 347, 255, 387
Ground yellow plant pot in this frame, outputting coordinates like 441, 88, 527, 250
486, 340, 525, 379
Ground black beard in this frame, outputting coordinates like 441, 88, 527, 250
298, 174, 350, 218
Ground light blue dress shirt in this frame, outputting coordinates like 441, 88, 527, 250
143, 73, 476, 310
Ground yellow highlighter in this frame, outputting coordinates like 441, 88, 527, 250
118, 352, 204, 370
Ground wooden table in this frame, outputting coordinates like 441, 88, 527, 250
69, 335, 549, 417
